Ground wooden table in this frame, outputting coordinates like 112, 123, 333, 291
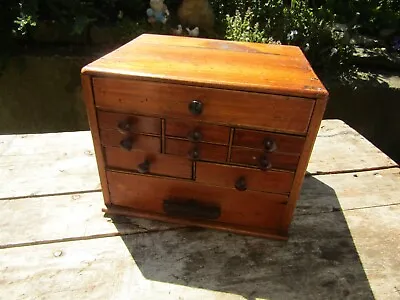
0, 120, 399, 300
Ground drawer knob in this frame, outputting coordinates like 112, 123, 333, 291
188, 147, 200, 160
137, 159, 150, 174
188, 130, 203, 142
188, 100, 203, 115
264, 138, 277, 152
235, 176, 247, 191
259, 155, 272, 171
117, 119, 131, 134
120, 137, 133, 151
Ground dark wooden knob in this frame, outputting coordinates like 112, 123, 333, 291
188, 147, 200, 160
259, 155, 272, 171
117, 119, 131, 134
188, 130, 202, 142
188, 100, 203, 115
137, 159, 150, 174
235, 176, 247, 191
119, 137, 133, 151
263, 138, 277, 152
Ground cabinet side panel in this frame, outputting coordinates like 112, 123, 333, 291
81, 74, 111, 205
281, 96, 328, 233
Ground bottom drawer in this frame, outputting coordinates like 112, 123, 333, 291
107, 171, 287, 230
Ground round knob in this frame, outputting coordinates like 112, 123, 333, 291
263, 138, 277, 152
188, 130, 203, 142
137, 160, 150, 174
188, 100, 203, 115
235, 176, 247, 191
188, 147, 200, 160
259, 155, 272, 171
117, 119, 132, 134
120, 137, 133, 151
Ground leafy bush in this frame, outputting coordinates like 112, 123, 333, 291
316, 0, 400, 36
2, 0, 399, 77
214, 0, 356, 76
225, 8, 268, 43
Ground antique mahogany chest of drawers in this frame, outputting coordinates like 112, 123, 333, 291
81, 34, 328, 240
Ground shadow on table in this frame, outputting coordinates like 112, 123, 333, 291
112, 176, 375, 300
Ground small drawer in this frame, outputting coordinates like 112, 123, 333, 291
233, 129, 305, 154
93, 78, 314, 134
100, 130, 160, 152
97, 110, 160, 135
107, 170, 287, 229
166, 138, 228, 162
230, 147, 300, 171
196, 162, 294, 194
105, 147, 192, 179
166, 119, 230, 144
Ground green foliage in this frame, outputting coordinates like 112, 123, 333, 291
7, 0, 149, 39
2, 0, 399, 78
320, 0, 400, 35
225, 8, 268, 43
217, 0, 356, 75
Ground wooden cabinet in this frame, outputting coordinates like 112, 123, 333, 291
81, 34, 328, 240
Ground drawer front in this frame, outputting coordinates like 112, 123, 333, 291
196, 162, 294, 194
97, 110, 161, 135
166, 139, 228, 162
93, 78, 315, 134
166, 119, 230, 144
233, 129, 305, 153
105, 147, 192, 179
100, 130, 161, 152
107, 171, 287, 229
231, 147, 300, 171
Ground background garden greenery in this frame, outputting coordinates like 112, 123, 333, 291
1, 0, 399, 77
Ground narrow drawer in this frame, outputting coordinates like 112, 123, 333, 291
196, 162, 294, 194
166, 139, 228, 162
230, 147, 300, 171
107, 171, 287, 229
165, 119, 230, 144
233, 129, 305, 154
100, 130, 160, 152
105, 147, 192, 179
93, 78, 315, 134
97, 110, 161, 135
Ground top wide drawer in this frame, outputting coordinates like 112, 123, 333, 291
93, 78, 315, 135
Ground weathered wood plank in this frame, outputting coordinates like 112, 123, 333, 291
309, 120, 397, 174
0, 120, 397, 199
0, 131, 100, 199
0, 192, 182, 249
297, 168, 400, 214
342, 206, 400, 300
1, 169, 398, 248
1, 205, 398, 300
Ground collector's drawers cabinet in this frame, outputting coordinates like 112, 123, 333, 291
81, 34, 328, 240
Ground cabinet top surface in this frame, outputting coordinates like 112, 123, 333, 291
82, 34, 328, 98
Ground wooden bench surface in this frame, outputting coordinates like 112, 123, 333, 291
0, 119, 399, 300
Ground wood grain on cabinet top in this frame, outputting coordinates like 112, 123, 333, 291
81, 34, 328, 98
